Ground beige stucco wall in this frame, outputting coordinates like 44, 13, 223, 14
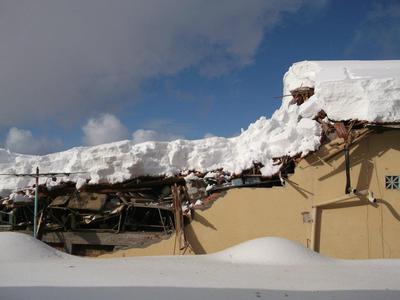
185, 129, 400, 259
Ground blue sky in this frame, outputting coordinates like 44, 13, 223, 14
0, 0, 399, 154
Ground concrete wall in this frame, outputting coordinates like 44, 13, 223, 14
186, 129, 400, 259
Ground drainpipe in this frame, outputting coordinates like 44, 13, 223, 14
33, 166, 39, 238
344, 142, 352, 194
310, 206, 318, 251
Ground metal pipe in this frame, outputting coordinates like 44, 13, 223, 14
313, 191, 361, 209
158, 208, 167, 235
310, 207, 317, 251
311, 194, 356, 251
310, 189, 373, 251
344, 144, 351, 194
33, 166, 39, 238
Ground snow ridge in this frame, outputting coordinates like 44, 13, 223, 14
0, 60, 399, 195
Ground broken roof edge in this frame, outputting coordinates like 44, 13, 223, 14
283, 60, 400, 123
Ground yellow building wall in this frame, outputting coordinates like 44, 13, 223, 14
186, 129, 400, 259
106, 129, 400, 259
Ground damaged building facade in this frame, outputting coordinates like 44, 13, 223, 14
0, 60, 399, 259
0, 176, 192, 256
185, 126, 400, 259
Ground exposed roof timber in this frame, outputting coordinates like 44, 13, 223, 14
366, 124, 400, 129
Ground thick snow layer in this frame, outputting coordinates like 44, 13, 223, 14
284, 60, 400, 122
1, 233, 400, 300
0, 60, 398, 195
0, 107, 321, 195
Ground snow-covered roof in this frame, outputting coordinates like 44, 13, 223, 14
284, 60, 400, 122
0, 60, 399, 195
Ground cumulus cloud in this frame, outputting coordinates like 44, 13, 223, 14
5, 127, 63, 155
0, 0, 326, 126
132, 129, 183, 144
82, 114, 129, 146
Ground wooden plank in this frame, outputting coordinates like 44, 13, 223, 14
0, 225, 13, 231
37, 231, 170, 246
334, 122, 349, 139
172, 184, 182, 254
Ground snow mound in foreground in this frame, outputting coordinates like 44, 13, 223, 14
0, 60, 399, 194
0, 232, 330, 265
0, 232, 70, 262
212, 237, 332, 265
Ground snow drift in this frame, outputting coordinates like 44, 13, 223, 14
0, 232, 71, 262
1, 233, 400, 300
0, 60, 399, 195
211, 237, 332, 265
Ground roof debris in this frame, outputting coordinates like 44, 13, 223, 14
0, 60, 399, 255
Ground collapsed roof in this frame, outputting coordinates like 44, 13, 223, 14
0, 60, 399, 195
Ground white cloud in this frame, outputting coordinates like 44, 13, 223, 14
132, 129, 183, 144
0, 0, 327, 126
82, 114, 129, 146
5, 127, 62, 155
348, 1, 400, 57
